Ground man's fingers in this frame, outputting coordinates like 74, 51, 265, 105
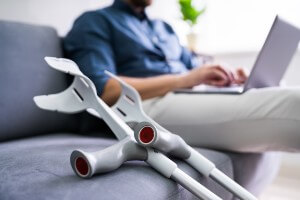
207, 80, 228, 87
236, 68, 248, 84
207, 69, 230, 86
215, 66, 248, 85
214, 65, 234, 84
237, 68, 248, 79
204, 65, 248, 86
215, 66, 234, 85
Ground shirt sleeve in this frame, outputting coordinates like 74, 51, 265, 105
63, 12, 115, 96
162, 21, 202, 70
180, 46, 204, 70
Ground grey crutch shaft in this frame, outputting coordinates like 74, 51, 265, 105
146, 148, 222, 200
134, 122, 257, 200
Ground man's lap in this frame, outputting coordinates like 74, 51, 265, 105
142, 87, 300, 152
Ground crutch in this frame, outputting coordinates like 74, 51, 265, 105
100, 71, 257, 200
34, 57, 222, 200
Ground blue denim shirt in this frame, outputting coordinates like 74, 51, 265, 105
64, 0, 198, 95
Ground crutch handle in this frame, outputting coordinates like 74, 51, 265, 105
70, 137, 147, 178
134, 122, 215, 177
133, 121, 191, 158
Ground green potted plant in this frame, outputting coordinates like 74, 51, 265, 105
178, 0, 206, 51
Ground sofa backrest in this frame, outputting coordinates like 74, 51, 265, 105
0, 20, 81, 141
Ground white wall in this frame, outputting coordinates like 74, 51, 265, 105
0, 0, 113, 36
1, 0, 300, 53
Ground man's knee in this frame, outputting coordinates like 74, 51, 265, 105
285, 89, 300, 105
276, 89, 300, 120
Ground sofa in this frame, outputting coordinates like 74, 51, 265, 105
0, 20, 281, 200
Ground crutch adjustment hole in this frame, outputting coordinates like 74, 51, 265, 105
75, 157, 89, 176
139, 126, 155, 144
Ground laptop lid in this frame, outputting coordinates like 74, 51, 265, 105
244, 15, 300, 91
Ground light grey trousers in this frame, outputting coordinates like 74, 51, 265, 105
142, 87, 300, 153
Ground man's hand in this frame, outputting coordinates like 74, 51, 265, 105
182, 65, 248, 88
101, 64, 248, 105
235, 68, 248, 84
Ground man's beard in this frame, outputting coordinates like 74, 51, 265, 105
129, 0, 152, 8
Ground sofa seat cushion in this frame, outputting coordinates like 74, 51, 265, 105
0, 134, 236, 200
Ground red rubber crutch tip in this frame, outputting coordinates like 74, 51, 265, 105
139, 126, 155, 144
75, 157, 89, 176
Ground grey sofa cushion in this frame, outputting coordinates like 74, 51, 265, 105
0, 134, 235, 200
227, 151, 281, 197
0, 21, 81, 141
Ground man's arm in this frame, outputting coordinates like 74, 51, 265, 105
101, 74, 184, 105
101, 64, 242, 105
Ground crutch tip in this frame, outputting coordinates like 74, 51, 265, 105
70, 150, 92, 178
75, 157, 89, 176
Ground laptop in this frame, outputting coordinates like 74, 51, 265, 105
175, 15, 300, 94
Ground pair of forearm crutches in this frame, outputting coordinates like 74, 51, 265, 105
34, 57, 257, 200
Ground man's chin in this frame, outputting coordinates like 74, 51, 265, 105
129, 0, 152, 7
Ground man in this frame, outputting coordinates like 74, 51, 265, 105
64, 0, 247, 105
64, 0, 300, 152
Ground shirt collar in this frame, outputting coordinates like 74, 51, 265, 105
112, 0, 148, 21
